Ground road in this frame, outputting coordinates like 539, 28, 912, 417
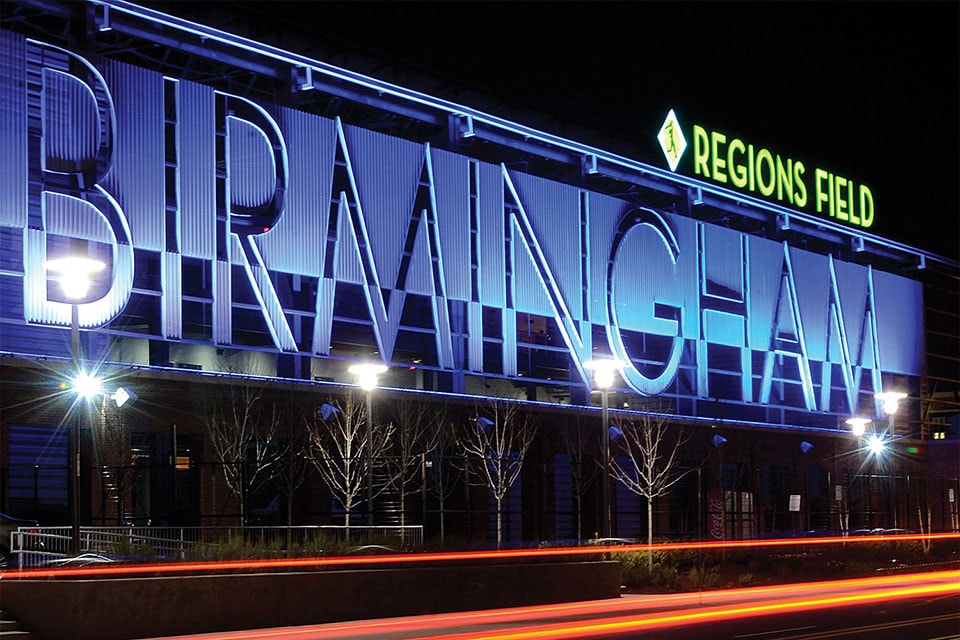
140, 570, 959, 639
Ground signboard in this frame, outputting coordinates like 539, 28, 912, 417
658, 110, 875, 229
0, 30, 923, 422
789, 494, 801, 512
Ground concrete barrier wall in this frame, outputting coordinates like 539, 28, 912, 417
1, 561, 621, 640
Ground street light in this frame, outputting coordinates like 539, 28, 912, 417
348, 362, 388, 527
584, 358, 623, 539
47, 256, 104, 555
875, 391, 907, 417
867, 434, 887, 457
846, 417, 871, 437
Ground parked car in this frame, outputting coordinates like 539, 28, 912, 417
0, 512, 40, 566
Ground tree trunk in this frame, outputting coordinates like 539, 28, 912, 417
439, 491, 447, 543
286, 487, 295, 549
647, 497, 654, 568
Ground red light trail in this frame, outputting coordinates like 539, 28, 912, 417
3, 532, 957, 579
135, 570, 960, 640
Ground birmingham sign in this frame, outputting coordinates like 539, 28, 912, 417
0, 32, 922, 420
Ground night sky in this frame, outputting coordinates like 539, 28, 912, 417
150, 1, 959, 260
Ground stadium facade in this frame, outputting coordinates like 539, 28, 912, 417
1, 0, 957, 543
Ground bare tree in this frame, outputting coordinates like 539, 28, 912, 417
384, 397, 442, 533
460, 398, 539, 549
558, 414, 600, 539
425, 413, 460, 544
305, 392, 395, 532
201, 382, 281, 525
273, 399, 315, 544
609, 410, 693, 566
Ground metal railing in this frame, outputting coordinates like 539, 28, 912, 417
7, 524, 423, 569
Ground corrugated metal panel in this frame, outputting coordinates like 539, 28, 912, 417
332, 122, 363, 285
609, 209, 698, 338
42, 67, 100, 172
502, 307, 517, 376
101, 59, 164, 251
700, 224, 745, 301
432, 148, 471, 301
311, 276, 336, 355
874, 269, 923, 374
702, 311, 746, 348
255, 107, 336, 277
161, 250, 181, 339
468, 300, 483, 372
431, 290, 454, 369
376, 286, 403, 360
747, 236, 783, 349
227, 115, 275, 209
503, 169, 592, 371
212, 258, 231, 344
344, 123, 422, 290
508, 170, 582, 318
236, 234, 297, 352
176, 79, 216, 260
0, 322, 68, 358
80, 231, 134, 330
22, 228, 50, 324
0, 275, 23, 321
0, 30, 27, 229
758, 247, 816, 410
404, 211, 433, 295
587, 194, 626, 324
789, 248, 829, 362
334, 196, 364, 285
44, 187, 114, 242
478, 162, 505, 308
832, 259, 870, 356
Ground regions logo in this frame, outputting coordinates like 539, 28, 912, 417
657, 109, 686, 172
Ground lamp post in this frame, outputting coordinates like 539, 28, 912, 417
874, 390, 905, 527
348, 363, 388, 527
584, 358, 623, 539
47, 256, 104, 555
845, 416, 872, 529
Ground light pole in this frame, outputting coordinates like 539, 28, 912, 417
584, 358, 623, 539
348, 363, 388, 527
846, 416, 873, 529
47, 256, 104, 555
874, 390, 905, 528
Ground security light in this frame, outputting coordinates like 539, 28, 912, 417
874, 391, 907, 416
348, 363, 388, 390
72, 371, 102, 400
46, 257, 105, 300
846, 417, 871, 436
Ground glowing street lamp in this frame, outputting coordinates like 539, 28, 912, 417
867, 434, 887, 457
584, 358, 623, 539
846, 417, 871, 437
72, 370, 103, 401
875, 391, 907, 417
348, 363, 388, 526
45, 257, 105, 301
